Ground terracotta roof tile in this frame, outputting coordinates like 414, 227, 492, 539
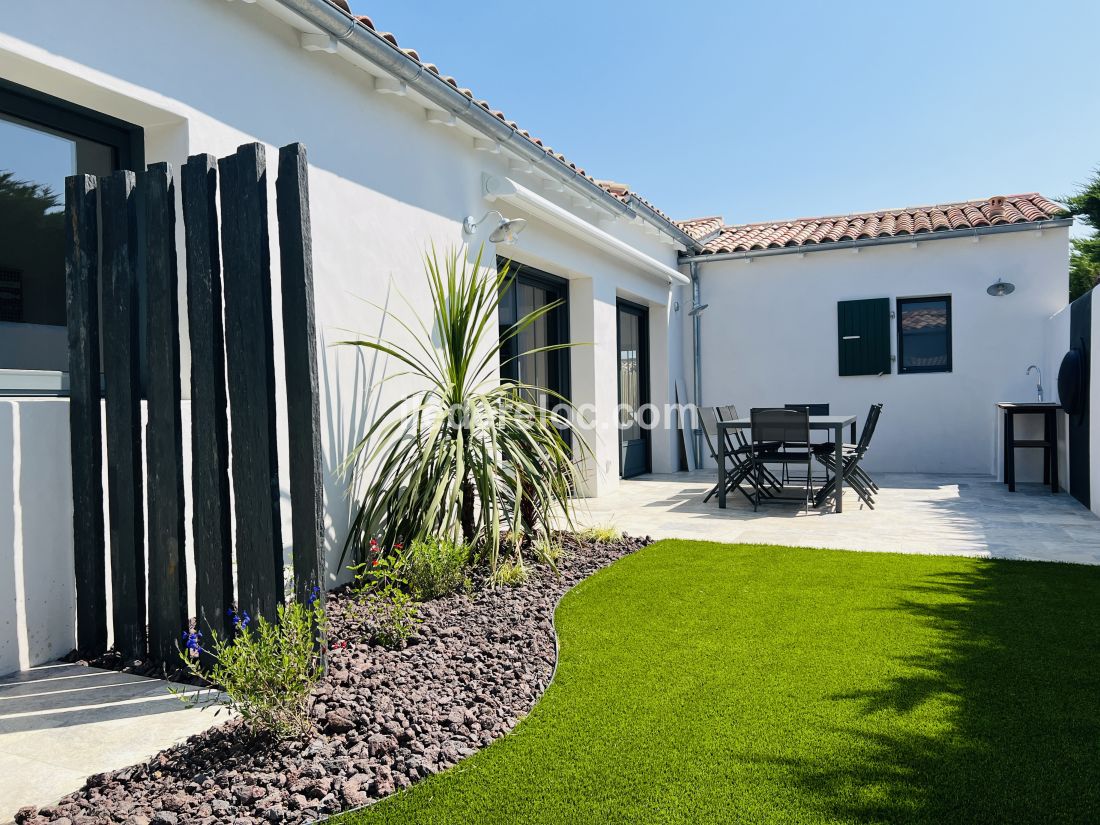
676, 216, 724, 242
698, 194, 1066, 255
594, 180, 695, 243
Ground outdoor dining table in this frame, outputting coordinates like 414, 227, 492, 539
717, 415, 858, 512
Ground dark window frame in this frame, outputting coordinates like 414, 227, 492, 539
496, 259, 571, 400
896, 294, 953, 374
0, 78, 144, 171
0, 78, 144, 394
617, 297, 651, 478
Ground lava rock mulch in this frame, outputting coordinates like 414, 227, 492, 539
19, 533, 650, 825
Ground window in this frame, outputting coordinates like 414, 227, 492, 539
897, 295, 952, 374
497, 261, 570, 409
0, 79, 142, 383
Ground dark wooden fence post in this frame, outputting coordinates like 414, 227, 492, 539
219, 143, 284, 623
182, 155, 233, 647
99, 170, 146, 659
65, 174, 108, 655
141, 163, 187, 664
277, 143, 325, 605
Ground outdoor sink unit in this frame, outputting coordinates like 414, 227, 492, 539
997, 401, 1063, 493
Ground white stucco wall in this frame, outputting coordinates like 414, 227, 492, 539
688, 227, 1070, 476
0, 401, 75, 675
0, 400, 199, 674
0, 0, 687, 671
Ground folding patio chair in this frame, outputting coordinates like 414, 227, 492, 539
699, 406, 756, 504
719, 404, 781, 495
749, 407, 816, 513
813, 403, 883, 509
783, 403, 830, 484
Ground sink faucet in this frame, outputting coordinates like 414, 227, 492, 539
1026, 365, 1043, 402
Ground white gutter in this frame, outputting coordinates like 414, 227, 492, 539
483, 175, 690, 286
679, 218, 1075, 264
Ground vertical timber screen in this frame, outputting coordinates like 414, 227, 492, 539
64, 142, 324, 666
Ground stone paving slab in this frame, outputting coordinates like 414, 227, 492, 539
574, 472, 1100, 565
0, 663, 219, 822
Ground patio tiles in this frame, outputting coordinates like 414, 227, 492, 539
574, 472, 1100, 565
0, 663, 218, 822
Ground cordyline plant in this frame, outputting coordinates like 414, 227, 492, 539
340, 245, 587, 573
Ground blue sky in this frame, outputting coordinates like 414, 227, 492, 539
350, 1, 1098, 232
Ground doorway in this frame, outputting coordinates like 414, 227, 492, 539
618, 299, 650, 478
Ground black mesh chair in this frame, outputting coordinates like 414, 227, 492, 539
814, 403, 883, 509
699, 406, 756, 504
749, 407, 815, 512
784, 403, 830, 484
719, 404, 781, 495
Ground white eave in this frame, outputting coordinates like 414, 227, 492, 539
483, 175, 690, 286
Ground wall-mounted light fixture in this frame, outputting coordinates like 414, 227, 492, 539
462, 210, 527, 244
986, 278, 1015, 297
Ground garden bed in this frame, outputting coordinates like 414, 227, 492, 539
18, 532, 648, 825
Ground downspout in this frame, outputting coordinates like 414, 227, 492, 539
690, 261, 703, 467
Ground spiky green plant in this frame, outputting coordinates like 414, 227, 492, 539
340, 246, 586, 573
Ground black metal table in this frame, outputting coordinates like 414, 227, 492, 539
718, 415, 858, 512
997, 402, 1061, 493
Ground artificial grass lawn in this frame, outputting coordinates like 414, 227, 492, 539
337, 541, 1100, 824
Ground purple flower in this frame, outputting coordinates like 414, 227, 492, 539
182, 628, 203, 659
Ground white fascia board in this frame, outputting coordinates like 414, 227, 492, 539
483, 175, 689, 286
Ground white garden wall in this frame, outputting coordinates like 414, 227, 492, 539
688, 227, 1070, 476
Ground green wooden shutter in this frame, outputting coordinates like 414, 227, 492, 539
837, 298, 891, 376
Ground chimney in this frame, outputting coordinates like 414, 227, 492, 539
988, 195, 1005, 218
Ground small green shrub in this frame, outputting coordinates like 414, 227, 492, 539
579, 525, 621, 544
492, 558, 528, 587
352, 540, 423, 648
362, 587, 421, 648
404, 536, 470, 600
174, 594, 325, 738
534, 535, 565, 565
350, 537, 407, 592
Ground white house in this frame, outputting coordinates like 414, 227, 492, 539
0, 0, 1089, 675
677, 197, 1072, 477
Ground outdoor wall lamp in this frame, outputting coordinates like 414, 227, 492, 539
462, 210, 527, 244
986, 278, 1015, 296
